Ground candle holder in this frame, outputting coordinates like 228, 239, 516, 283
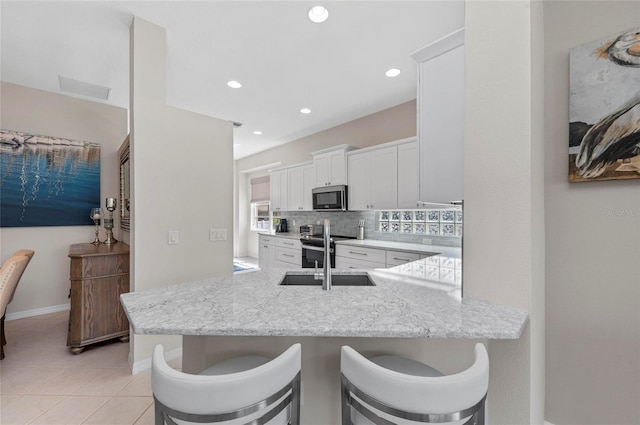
104, 197, 118, 244
90, 208, 103, 244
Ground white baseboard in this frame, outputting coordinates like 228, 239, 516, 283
5, 303, 70, 321
545, 421, 555, 425
129, 346, 182, 375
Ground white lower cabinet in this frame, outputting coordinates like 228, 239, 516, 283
385, 250, 422, 267
275, 238, 301, 269
335, 245, 386, 269
336, 245, 427, 269
258, 235, 276, 270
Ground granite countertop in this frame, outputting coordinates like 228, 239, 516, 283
259, 232, 304, 240
120, 267, 528, 340
335, 239, 461, 257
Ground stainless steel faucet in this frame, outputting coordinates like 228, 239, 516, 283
323, 218, 332, 290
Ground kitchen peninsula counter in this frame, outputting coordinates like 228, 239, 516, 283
121, 265, 528, 423
120, 267, 527, 340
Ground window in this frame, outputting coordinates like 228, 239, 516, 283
250, 176, 271, 231
251, 201, 271, 231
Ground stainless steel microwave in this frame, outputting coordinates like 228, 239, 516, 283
312, 185, 348, 211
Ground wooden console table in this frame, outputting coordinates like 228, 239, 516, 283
67, 243, 130, 354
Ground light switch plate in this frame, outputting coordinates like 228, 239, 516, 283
210, 228, 227, 242
168, 230, 179, 245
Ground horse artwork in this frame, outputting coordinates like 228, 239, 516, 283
0, 129, 100, 227
569, 27, 640, 182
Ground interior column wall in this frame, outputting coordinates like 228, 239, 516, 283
129, 16, 234, 368
463, 1, 545, 422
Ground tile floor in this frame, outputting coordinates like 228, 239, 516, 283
1, 311, 180, 425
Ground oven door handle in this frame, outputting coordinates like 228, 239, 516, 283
303, 245, 333, 253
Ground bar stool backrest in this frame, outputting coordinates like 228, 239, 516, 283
152, 343, 301, 425
341, 343, 489, 424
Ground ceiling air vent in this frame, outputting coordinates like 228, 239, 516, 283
58, 76, 111, 100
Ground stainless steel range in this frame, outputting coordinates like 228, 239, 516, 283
300, 233, 355, 269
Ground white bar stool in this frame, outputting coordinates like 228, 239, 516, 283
152, 343, 301, 425
340, 343, 489, 425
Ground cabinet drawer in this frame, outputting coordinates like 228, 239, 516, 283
335, 256, 385, 270
335, 245, 386, 264
276, 238, 301, 250
275, 247, 301, 266
259, 235, 275, 245
386, 250, 422, 267
70, 254, 129, 279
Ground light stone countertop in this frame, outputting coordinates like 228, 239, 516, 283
120, 266, 528, 340
335, 239, 461, 257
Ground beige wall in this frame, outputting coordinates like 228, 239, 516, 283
464, 1, 545, 422
234, 100, 417, 258
129, 17, 234, 368
0, 82, 128, 316
544, 2, 640, 423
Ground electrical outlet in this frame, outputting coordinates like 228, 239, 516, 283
422, 238, 432, 245
209, 228, 227, 242
168, 230, 179, 245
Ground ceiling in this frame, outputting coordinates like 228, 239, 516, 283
1, 1, 464, 159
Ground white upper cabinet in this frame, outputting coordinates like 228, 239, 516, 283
311, 145, 357, 187
269, 168, 288, 212
397, 141, 420, 208
347, 138, 417, 211
287, 162, 315, 211
369, 146, 398, 210
412, 28, 464, 205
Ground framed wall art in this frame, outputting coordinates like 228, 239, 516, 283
569, 27, 640, 182
0, 129, 100, 227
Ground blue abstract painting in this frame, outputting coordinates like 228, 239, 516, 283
1, 129, 100, 227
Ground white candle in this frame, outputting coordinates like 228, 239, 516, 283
93, 214, 101, 219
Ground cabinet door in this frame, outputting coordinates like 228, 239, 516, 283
80, 276, 129, 341
369, 146, 398, 210
270, 170, 289, 211
327, 150, 347, 185
288, 166, 304, 211
259, 241, 271, 270
397, 141, 419, 209
419, 44, 464, 203
302, 163, 316, 210
314, 154, 329, 187
347, 152, 370, 211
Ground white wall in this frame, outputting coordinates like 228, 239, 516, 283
129, 17, 234, 366
0, 82, 128, 317
464, 1, 545, 422
234, 100, 417, 258
544, 2, 640, 423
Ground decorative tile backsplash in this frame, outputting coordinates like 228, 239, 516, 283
278, 209, 462, 247
377, 209, 462, 237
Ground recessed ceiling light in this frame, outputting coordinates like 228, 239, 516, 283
385, 68, 401, 77
227, 80, 242, 88
300, 108, 312, 114
253, 131, 262, 135
308, 6, 329, 23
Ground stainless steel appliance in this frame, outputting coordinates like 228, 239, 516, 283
300, 224, 323, 237
300, 233, 354, 268
312, 185, 348, 211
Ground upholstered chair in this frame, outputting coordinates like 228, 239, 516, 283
0, 253, 32, 359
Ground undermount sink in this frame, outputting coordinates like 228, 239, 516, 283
279, 272, 376, 287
